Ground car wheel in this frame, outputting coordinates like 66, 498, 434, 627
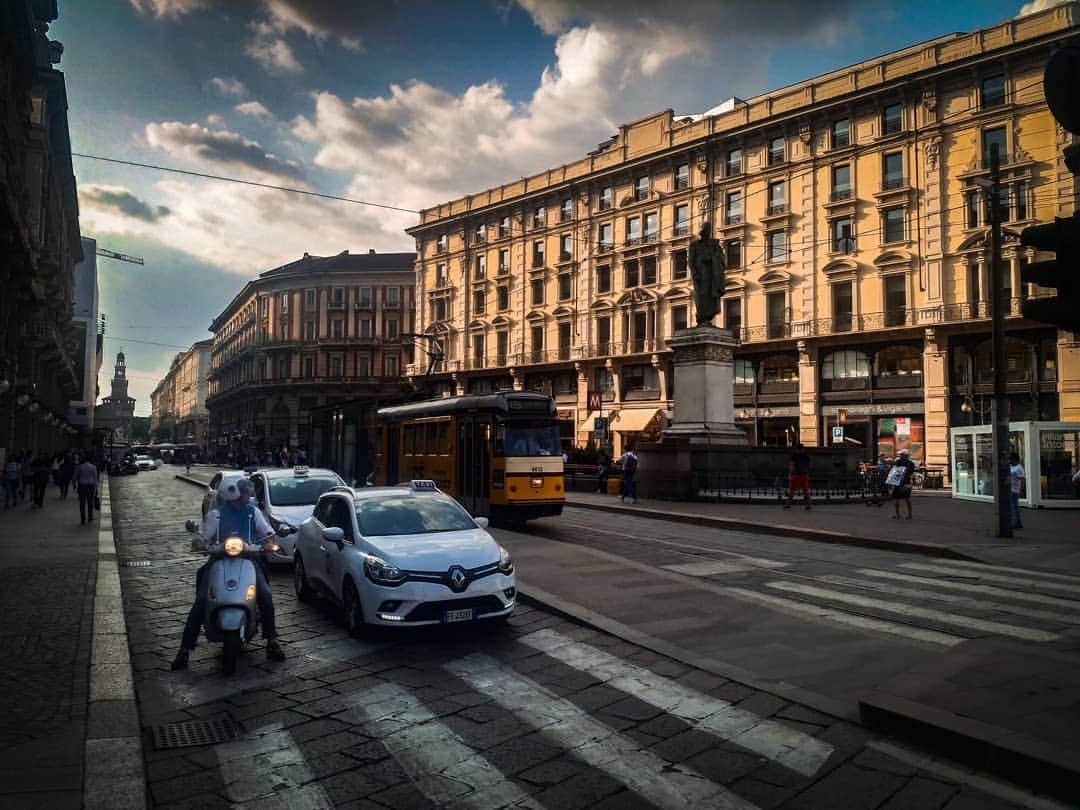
294, 554, 315, 602
343, 580, 368, 638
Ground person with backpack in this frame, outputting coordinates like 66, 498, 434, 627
618, 448, 639, 504
887, 449, 916, 520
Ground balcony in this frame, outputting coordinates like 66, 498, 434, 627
724, 214, 743, 226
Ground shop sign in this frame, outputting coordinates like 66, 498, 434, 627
831, 426, 844, 444
1041, 432, 1066, 451
594, 417, 608, 439
895, 417, 911, 437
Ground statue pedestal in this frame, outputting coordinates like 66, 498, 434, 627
664, 325, 747, 446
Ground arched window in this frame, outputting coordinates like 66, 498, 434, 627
761, 355, 798, 383
877, 346, 923, 376
734, 358, 755, 384
822, 350, 870, 379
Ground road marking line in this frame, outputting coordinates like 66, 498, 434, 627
345, 682, 543, 810
764, 581, 1060, 642
819, 575, 1080, 626
900, 563, 1080, 596
662, 561, 759, 576
213, 722, 332, 809
859, 569, 1080, 609
912, 558, 1080, 585
866, 741, 1077, 810
445, 653, 757, 810
721, 588, 963, 646
519, 628, 832, 777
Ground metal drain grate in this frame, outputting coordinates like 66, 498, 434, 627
121, 560, 152, 567
152, 717, 242, 749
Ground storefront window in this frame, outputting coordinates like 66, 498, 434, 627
876, 417, 924, 462
822, 350, 870, 379
975, 432, 995, 496
877, 346, 923, 376
761, 355, 798, 383
954, 434, 974, 495
1039, 429, 1080, 499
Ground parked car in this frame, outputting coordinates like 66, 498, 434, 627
134, 454, 157, 471
293, 480, 516, 634
249, 466, 345, 564
111, 457, 139, 476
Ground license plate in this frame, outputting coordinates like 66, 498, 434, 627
444, 608, 474, 623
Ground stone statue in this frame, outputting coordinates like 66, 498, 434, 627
687, 221, 726, 326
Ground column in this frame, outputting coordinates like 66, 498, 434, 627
797, 340, 819, 446
978, 257, 989, 318
922, 327, 950, 474
1009, 255, 1021, 316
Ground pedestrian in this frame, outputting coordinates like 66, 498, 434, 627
618, 447, 638, 504
20, 451, 34, 501
1008, 451, 1025, 530
785, 442, 812, 510
58, 453, 75, 498
3, 453, 20, 509
866, 454, 888, 507
31, 455, 50, 508
887, 448, 916, 520
75, 453, 99, 525
596, 451, 610, 494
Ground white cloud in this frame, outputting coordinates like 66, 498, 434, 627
245, 21, 304, 73
235, 100, 274, 120
145, 121, 304, 181
129, 0, 208, 18
1017, 0, 1066, 15
206, 113, 226, 127
210, 76, 248, 98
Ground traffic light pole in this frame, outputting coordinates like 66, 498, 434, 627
989, 144, 1013, 539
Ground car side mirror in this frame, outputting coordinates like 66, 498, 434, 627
322, 526, 345, 545
474, 516, 490, 529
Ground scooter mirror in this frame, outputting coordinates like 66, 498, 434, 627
184, 519, 198, 533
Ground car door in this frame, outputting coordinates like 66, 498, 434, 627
322, 497, 356, 597
302, 496, 334, 590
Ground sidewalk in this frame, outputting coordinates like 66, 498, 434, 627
567, 490, 1080, 572
0, 480, 145, 809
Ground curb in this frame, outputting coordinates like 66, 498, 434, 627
84, 477, 148, 809
567, 498, 983, 562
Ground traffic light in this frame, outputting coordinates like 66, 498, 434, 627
1019, 213, 1080, 333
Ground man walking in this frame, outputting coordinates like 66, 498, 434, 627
1009, 451, 1025, 530
75, 454, 99, 525
785, 443, 812, 510
889, 449, 916, 520
618, 447, 639, 504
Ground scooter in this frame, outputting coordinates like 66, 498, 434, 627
184, 519, 293, 675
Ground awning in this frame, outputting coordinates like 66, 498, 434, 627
613, 408, 662, 433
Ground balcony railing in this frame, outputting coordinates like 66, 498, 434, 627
766, 203, 788, 216
725, 213, 743, 226
830, 189, 852, 202
881, 176, 907, 191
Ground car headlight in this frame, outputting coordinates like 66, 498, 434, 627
364, 555, 407, 586
498, 545, 514, 574
223, 536, 244, 556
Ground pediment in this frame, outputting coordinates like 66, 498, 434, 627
467, 319, 488, 331
758, 269, 791, 286
491, 315, 511, 328
822, 257, 859, 276
873, 249, 914, 269
590, 298, 615, 311
616, 288, 659, 305
551, 305, 575, 319
525, 309, 546, 322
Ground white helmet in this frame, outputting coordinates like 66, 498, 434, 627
219, 478, 251, 502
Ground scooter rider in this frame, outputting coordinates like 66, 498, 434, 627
171, 477, 285, 670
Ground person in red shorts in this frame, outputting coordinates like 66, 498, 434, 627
785, 442, 812, 510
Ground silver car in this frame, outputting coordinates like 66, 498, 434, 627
249, 466, 345, 564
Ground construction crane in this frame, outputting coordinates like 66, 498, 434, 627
96, 247, 144, 265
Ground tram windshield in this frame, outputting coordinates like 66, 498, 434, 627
501, 421, 562, 457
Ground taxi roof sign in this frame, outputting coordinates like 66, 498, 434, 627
293, 465, 310, 476
409, 479, 438, 492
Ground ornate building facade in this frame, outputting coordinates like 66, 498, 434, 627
149, 339, 211, 449
206, 250, 414, 459
96, 352, 136, 444
407, 4, 1080, 467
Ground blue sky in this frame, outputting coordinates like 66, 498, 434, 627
49, 0, 1049, 413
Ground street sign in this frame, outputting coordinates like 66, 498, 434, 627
594, 417, 608, 439
831, 426, 844, 444
587, 391, 603, 411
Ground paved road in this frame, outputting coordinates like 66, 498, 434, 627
114, 473, 1072, 809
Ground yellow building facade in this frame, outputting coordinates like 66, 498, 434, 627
407, 4, 1080, 468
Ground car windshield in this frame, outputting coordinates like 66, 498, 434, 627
356, 496, 476, 536
503, 421, 562, 457
269, 476, 341, 506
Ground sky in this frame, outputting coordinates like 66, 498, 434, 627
50, 0, 1058, 415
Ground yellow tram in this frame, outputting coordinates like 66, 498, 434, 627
373, 391, 565, 524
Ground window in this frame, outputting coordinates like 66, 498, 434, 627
598, 223, 613, 252
471, 334, 484, 366
331, 318, 343, 338
356, 287, 371, 310
831, 217, 854, 253
436, 263, 448, 287
436, 233, 447, 253
982, 74, 1006, 109
982, 126, 1007, 166
474, 223, 486, 243
305, 289, 316, 309
558, 272, 572, 300
882, 152, 904, 190
1014, 181, 1028, 221
329, 355, 343, 377
498, 248, 510, 273
530, 278, 544, 306
724, 297, 742, 333
280, 293, 290, 314
767, 181, 786, 215
626, 216, 641, 245
883, 206, 905, 243
596, 316, 611, 352
725, 191, 742, 225
594, 365, 614, 394
497, 285, 509, 311
499, 216, 511, 238
884, 275, 907, 326
624, 258, 639, 288
832, 282, 853, 332
966, 191, 980, 229
822, 350, 870, 379
734, 358, 754, 384
533, 206, 545, 228
882, 103, 902, 135
726, 148, 742, 176
530, 324, 544, 360
672, 249, 688, 280
431, 297, 447, 323
357, 354, 370, 377
386, 287, 399, 307
725, 239, 741, 269
496, 331, 509, 364
304, 319, 316, 340
475, 254, 486, 278
675, 163, 689, 190
385, 355, 398, 377
878, 346, 923, 376
642, 256, 657, 286
644, 212, 658, 243
832, 118, 850, 148
330, 287, 344, 308
532, 240, 545, 267
831, 164, 851, 200
303, 356, 315, 378
560, 233, 573, 261
275, 355, 289, 378
767, 292, 787, 339
386, 318, 399, 340
359, 317, 372, 338
669, 304, 686, 332
674, 203, 689, 236
635, 175, 650, 201
558, 322, 572, 360
768, 136, 785, 166
560, 198, 573, 222
473, 289, 486, 316
599, 186, 613, 210
623, 364, 658, 392
985, 185, 1009, 224
597, 263, 611, 293
766, 230, 787, 263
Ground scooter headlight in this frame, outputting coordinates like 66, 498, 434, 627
223, 536, 244, 556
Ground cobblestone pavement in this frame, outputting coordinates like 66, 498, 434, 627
114, 472, 1074, 809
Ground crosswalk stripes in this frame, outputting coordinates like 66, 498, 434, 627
517, 627, 833, 777
857, 568, 1080, 610
212, 722, 333, 808
899, 562, 1080, 596
915, 558, 1080, 585
445, 652, 758, 810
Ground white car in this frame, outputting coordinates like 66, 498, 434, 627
249, 466, 345, 564
293, 480, 516, 633
200, 470, 250, 518
134, 454, 157, 471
